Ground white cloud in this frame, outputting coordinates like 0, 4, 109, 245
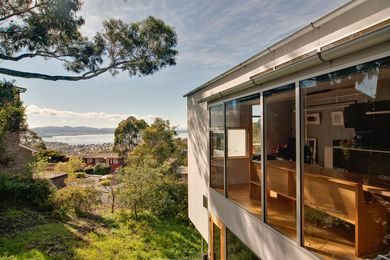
26, 105, 159, 122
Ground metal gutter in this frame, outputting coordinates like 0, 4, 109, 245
197, 25, 390, 103
183, 0, 362, 97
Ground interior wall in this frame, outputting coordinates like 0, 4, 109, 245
266, 101, 293, 153
306, 109, 354, 164
227, 103, 251, 185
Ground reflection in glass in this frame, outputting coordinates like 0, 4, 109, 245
213, 223, 221, 260
210, 104, 225, 194
227, 229, 259, 259
301, 57, 390, 259
264, 84, 296, 239
226, 94, 262, 218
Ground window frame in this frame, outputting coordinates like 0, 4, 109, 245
206, 54, 390, 259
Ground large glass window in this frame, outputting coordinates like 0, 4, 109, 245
226, 94, 262, 218
210, 104, 225, 194
227, 229, 259, 259
264, 84, 296, 240
301, 57, 390, 259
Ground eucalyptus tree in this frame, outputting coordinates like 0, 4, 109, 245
0, 0, 178, 81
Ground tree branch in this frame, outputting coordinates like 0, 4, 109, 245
0, 52, 72, 62
0, 1, 49, 22
0, 59, 132, 81
0, 53, 39, 61
0, 66, 111, 81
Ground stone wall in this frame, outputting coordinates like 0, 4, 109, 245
0, 132, 33, 174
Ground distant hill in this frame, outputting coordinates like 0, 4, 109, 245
33, 126, 115, 137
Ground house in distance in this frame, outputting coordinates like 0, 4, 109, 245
82, 153, 123, 172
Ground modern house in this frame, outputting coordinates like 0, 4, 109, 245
185, 1, 390, 259
82, 153, 123, 171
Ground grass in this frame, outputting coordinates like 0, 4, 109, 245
0, 208, 201, 260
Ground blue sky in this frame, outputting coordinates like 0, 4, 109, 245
3, 0, 346, 129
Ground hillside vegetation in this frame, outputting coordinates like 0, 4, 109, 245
0, 208, 200, 259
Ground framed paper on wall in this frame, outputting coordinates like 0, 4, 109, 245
227, 129, 247, 157
331, 111, 344, 126
306, 113, 321, 125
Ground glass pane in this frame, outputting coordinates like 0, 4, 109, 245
265, 84, 296, 240
226, 94, 261, 218
210, 104, 224, 128
210, 104, 225, 194
213, 223, 221, 260
227, 229, 259, 259
210, 131, 224, 192
301, 57, 390, 259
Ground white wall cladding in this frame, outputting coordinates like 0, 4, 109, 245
187, 91, 209, 241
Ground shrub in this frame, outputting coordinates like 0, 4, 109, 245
35, 150, 66, 163
67, 156, 85, 172
54, 162, 73, 174
53, 186, 100, 215
74, 172, 86, 179
94, 163, 111, 175
32, 158, 49, 176
0, 175, 54, 211
150, 177, 188, 220
84, 166, 94, 174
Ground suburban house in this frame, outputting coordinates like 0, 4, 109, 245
0, 87, 38, 174
82, 153, 123, 171
185, 1, 390, 259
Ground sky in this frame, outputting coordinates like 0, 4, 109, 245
2, 0, 347, 130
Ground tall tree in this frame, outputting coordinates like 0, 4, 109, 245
129, 118, 179, 168
113, 116, 148, 157
0, 0, 178, 81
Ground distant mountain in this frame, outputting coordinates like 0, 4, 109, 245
33, 126, 115, 137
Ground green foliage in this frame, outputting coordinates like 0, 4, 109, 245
0, 215, 82, 259
93, 163, 111, 175
83, 166, 94, 174
31, 158, 49, 176
0, 209, 50, 236
173, 137, 188, 166
35, 150, 66, 163
0, 80, 26, 165
54, 162, 73, 174
129, 118, 183, 170
0, 175, 54, 211
0, 209, 201, 260
0, 102, 25, 133
118, 117, 189, 220
113, 116, 148, 157
1, 1, 178, 81
67, 156, 85, 172
149, 177, 188, 220
53, 186, 100, 216
119, 164, 188, 220
118, 165, 159, 218
74, 172, 86, 179
76, 211, 200, 259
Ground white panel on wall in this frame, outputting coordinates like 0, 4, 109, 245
227, 129, 247, 157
